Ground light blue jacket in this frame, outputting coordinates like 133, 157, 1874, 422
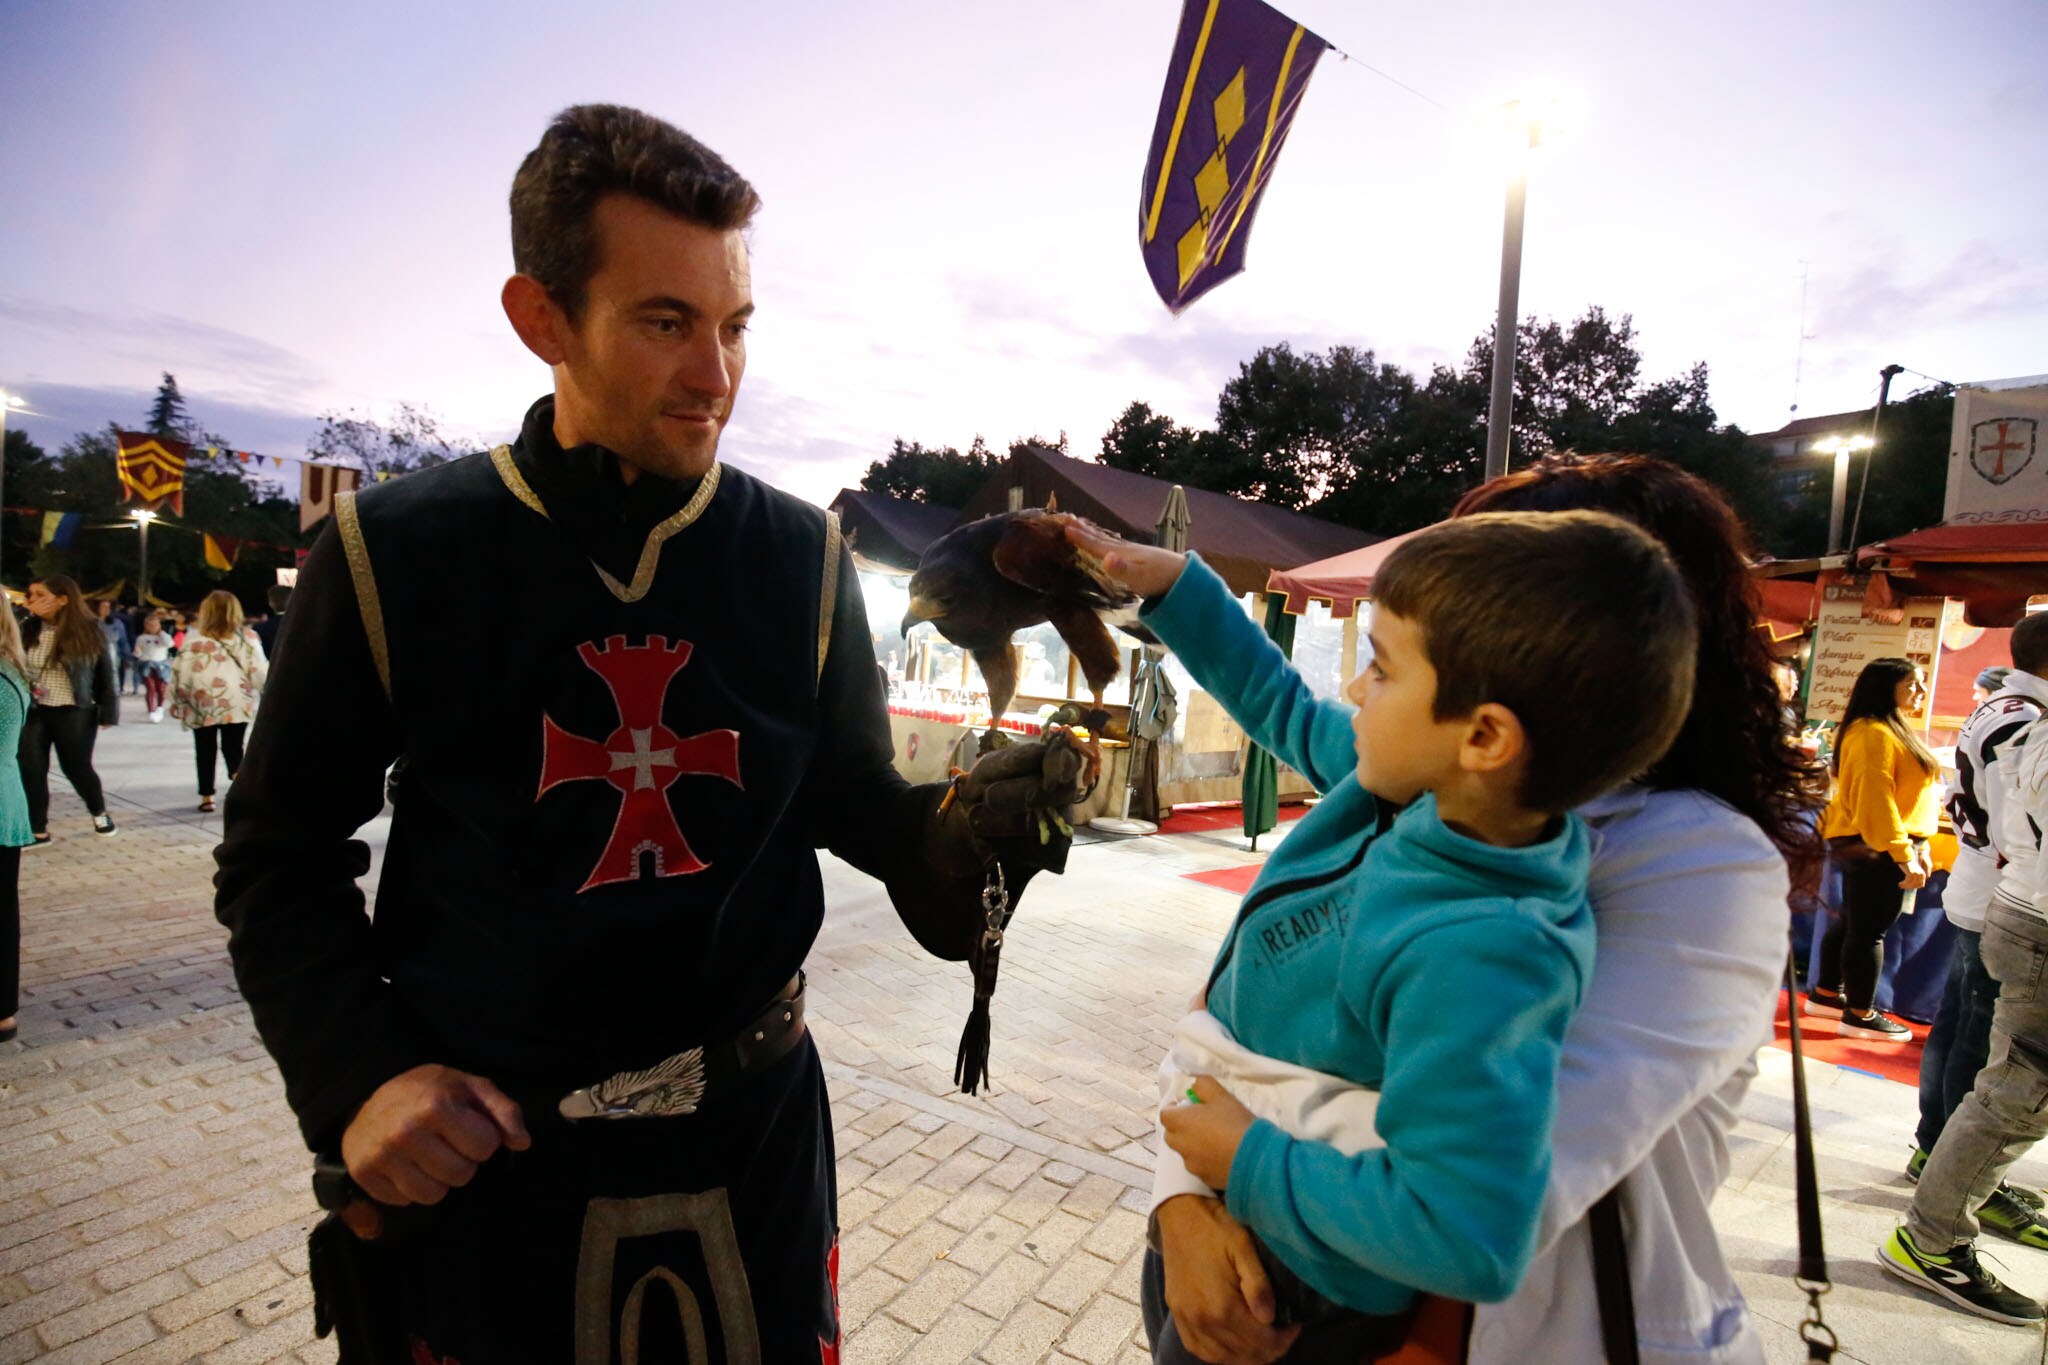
0, 664, 34, 847
1143, 556, 1595, 1312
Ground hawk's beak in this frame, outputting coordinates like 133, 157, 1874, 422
901, 595, 941, 637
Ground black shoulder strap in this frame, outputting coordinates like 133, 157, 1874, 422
1589, 1187, 1639, 1365
1590, 950, 1838, 1363
1784, 952, 1838, 1360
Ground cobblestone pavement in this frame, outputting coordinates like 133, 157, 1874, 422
4, 700, 2048, 1363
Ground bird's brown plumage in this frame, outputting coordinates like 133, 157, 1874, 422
901, 508, 1138, 742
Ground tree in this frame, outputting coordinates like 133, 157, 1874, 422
1007, 432, 1069, 458
1208, 344, 1415, 509
1309, 364, 1488, 535
313, 403, 470, 478
858, 437, 1000, 506
145, 372, 197, 442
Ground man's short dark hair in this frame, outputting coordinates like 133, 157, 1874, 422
510, 104, 761, 318
2012, 611, 2048, 676
1371, 511, 1698, 814
266, 584, 292, 614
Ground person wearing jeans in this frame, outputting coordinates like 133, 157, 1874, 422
1883, 896, 2048, 1323
1809, 657, 1936, 1040
1910, 624, 2048, 1250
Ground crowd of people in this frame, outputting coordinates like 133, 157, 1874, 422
0, 578, 283, 1048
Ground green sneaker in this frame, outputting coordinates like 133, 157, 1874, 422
1979, 1187, 2048, 1249
1879, 1226, 2044, 1324
1907, 1147, 1927, 1182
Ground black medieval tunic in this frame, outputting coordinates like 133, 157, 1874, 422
216, 398, 977, 1362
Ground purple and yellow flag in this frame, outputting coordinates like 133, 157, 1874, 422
115, 431, 189, 516
1139, 0, 1327, 313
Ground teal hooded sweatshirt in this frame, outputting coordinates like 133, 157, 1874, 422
1144, 556, 1596, 1313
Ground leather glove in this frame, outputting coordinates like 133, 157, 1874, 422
948, 730, 1091, 873
890, 730, 1091, 963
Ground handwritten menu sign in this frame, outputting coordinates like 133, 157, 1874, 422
1805, 579, 1942, 732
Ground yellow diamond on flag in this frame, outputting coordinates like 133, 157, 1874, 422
1213, 68, 1247, 144
1177, 219, 1210, 287
1194, 149, 1230, 215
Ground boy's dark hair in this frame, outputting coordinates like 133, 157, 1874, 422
510, 104, 761, 319
2013, 611, 2048, 676
1371, 510, 1698, 814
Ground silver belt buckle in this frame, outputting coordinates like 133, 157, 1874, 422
557, 1045, 707, 1121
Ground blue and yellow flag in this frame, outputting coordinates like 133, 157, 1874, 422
1139, 0, 1327, 313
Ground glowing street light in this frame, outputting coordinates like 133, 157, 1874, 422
128, 508, 159, 603
1815, 433, 1874, 556
1483, 96, 1569, 483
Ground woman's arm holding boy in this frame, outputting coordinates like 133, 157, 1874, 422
1066, 526, 1358, 794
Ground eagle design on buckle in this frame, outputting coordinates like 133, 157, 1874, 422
558, 1046, 708, 1120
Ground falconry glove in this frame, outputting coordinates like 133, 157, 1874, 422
896, 732, 1092, 1095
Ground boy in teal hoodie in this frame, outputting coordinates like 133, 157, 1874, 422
1071, 511, 1698, 1362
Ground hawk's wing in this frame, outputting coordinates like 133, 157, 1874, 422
990, 512, 1134, 610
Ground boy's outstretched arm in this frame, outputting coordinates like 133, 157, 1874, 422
1065, 525, 1356, 794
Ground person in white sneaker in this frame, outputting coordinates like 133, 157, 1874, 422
1809, 658, 1934, 1040
133, 613, 174, 723
1909, 620, 2048, 1247
1883, 671, 2048, 1322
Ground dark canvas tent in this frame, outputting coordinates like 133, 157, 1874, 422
827, 489, 963, 573
950, 445, 1378, 595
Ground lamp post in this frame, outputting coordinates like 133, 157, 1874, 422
1814, 434, 1873, 556
129, 509, 158, 604
0, 389, 25, 583
1483, 100, 1556, 483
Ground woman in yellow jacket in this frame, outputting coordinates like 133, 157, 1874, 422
1811, 657, 1937, 1038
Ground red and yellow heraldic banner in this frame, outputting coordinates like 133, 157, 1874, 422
1139, 0, 1327, 313
115, 431, 189, 516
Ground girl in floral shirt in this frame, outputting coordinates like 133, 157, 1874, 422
170, 591, 268, 813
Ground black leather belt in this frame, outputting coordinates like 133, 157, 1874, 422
556, 972, 807, 1121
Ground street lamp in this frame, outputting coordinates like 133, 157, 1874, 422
1483, 98, 1562, 483
1814, 433, 1873, 556
0, 388, 26, 583
129, 509, 158, 604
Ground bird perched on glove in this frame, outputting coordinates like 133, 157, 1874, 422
900, 503, 1140, 770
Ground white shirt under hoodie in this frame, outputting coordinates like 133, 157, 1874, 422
1468, 785, 1787, 1365
1948, 673, 2048, 932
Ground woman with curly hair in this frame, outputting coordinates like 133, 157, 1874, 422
170, 590, 268, 814
20, 574, 119, 844
1147, 454, 1823, 1364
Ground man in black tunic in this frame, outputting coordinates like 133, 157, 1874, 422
215, 105, 1083, 1363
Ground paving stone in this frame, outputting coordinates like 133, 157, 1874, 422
0, 707, 1997, 1364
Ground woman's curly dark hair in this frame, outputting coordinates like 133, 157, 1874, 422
1453, 454, 1827, 876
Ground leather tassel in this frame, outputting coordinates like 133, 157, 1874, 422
954, 932, 1003, 1094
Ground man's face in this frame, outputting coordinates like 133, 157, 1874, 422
549, 194, 752, 481
1343, 608, 1470, 803
96, 601, 110, 619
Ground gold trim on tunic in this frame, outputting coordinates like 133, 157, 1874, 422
817, 511, 841, 686
333, 490, 392, 700
489, 443, 722, 604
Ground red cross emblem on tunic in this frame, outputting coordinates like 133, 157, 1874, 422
537, 635, 742, 893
